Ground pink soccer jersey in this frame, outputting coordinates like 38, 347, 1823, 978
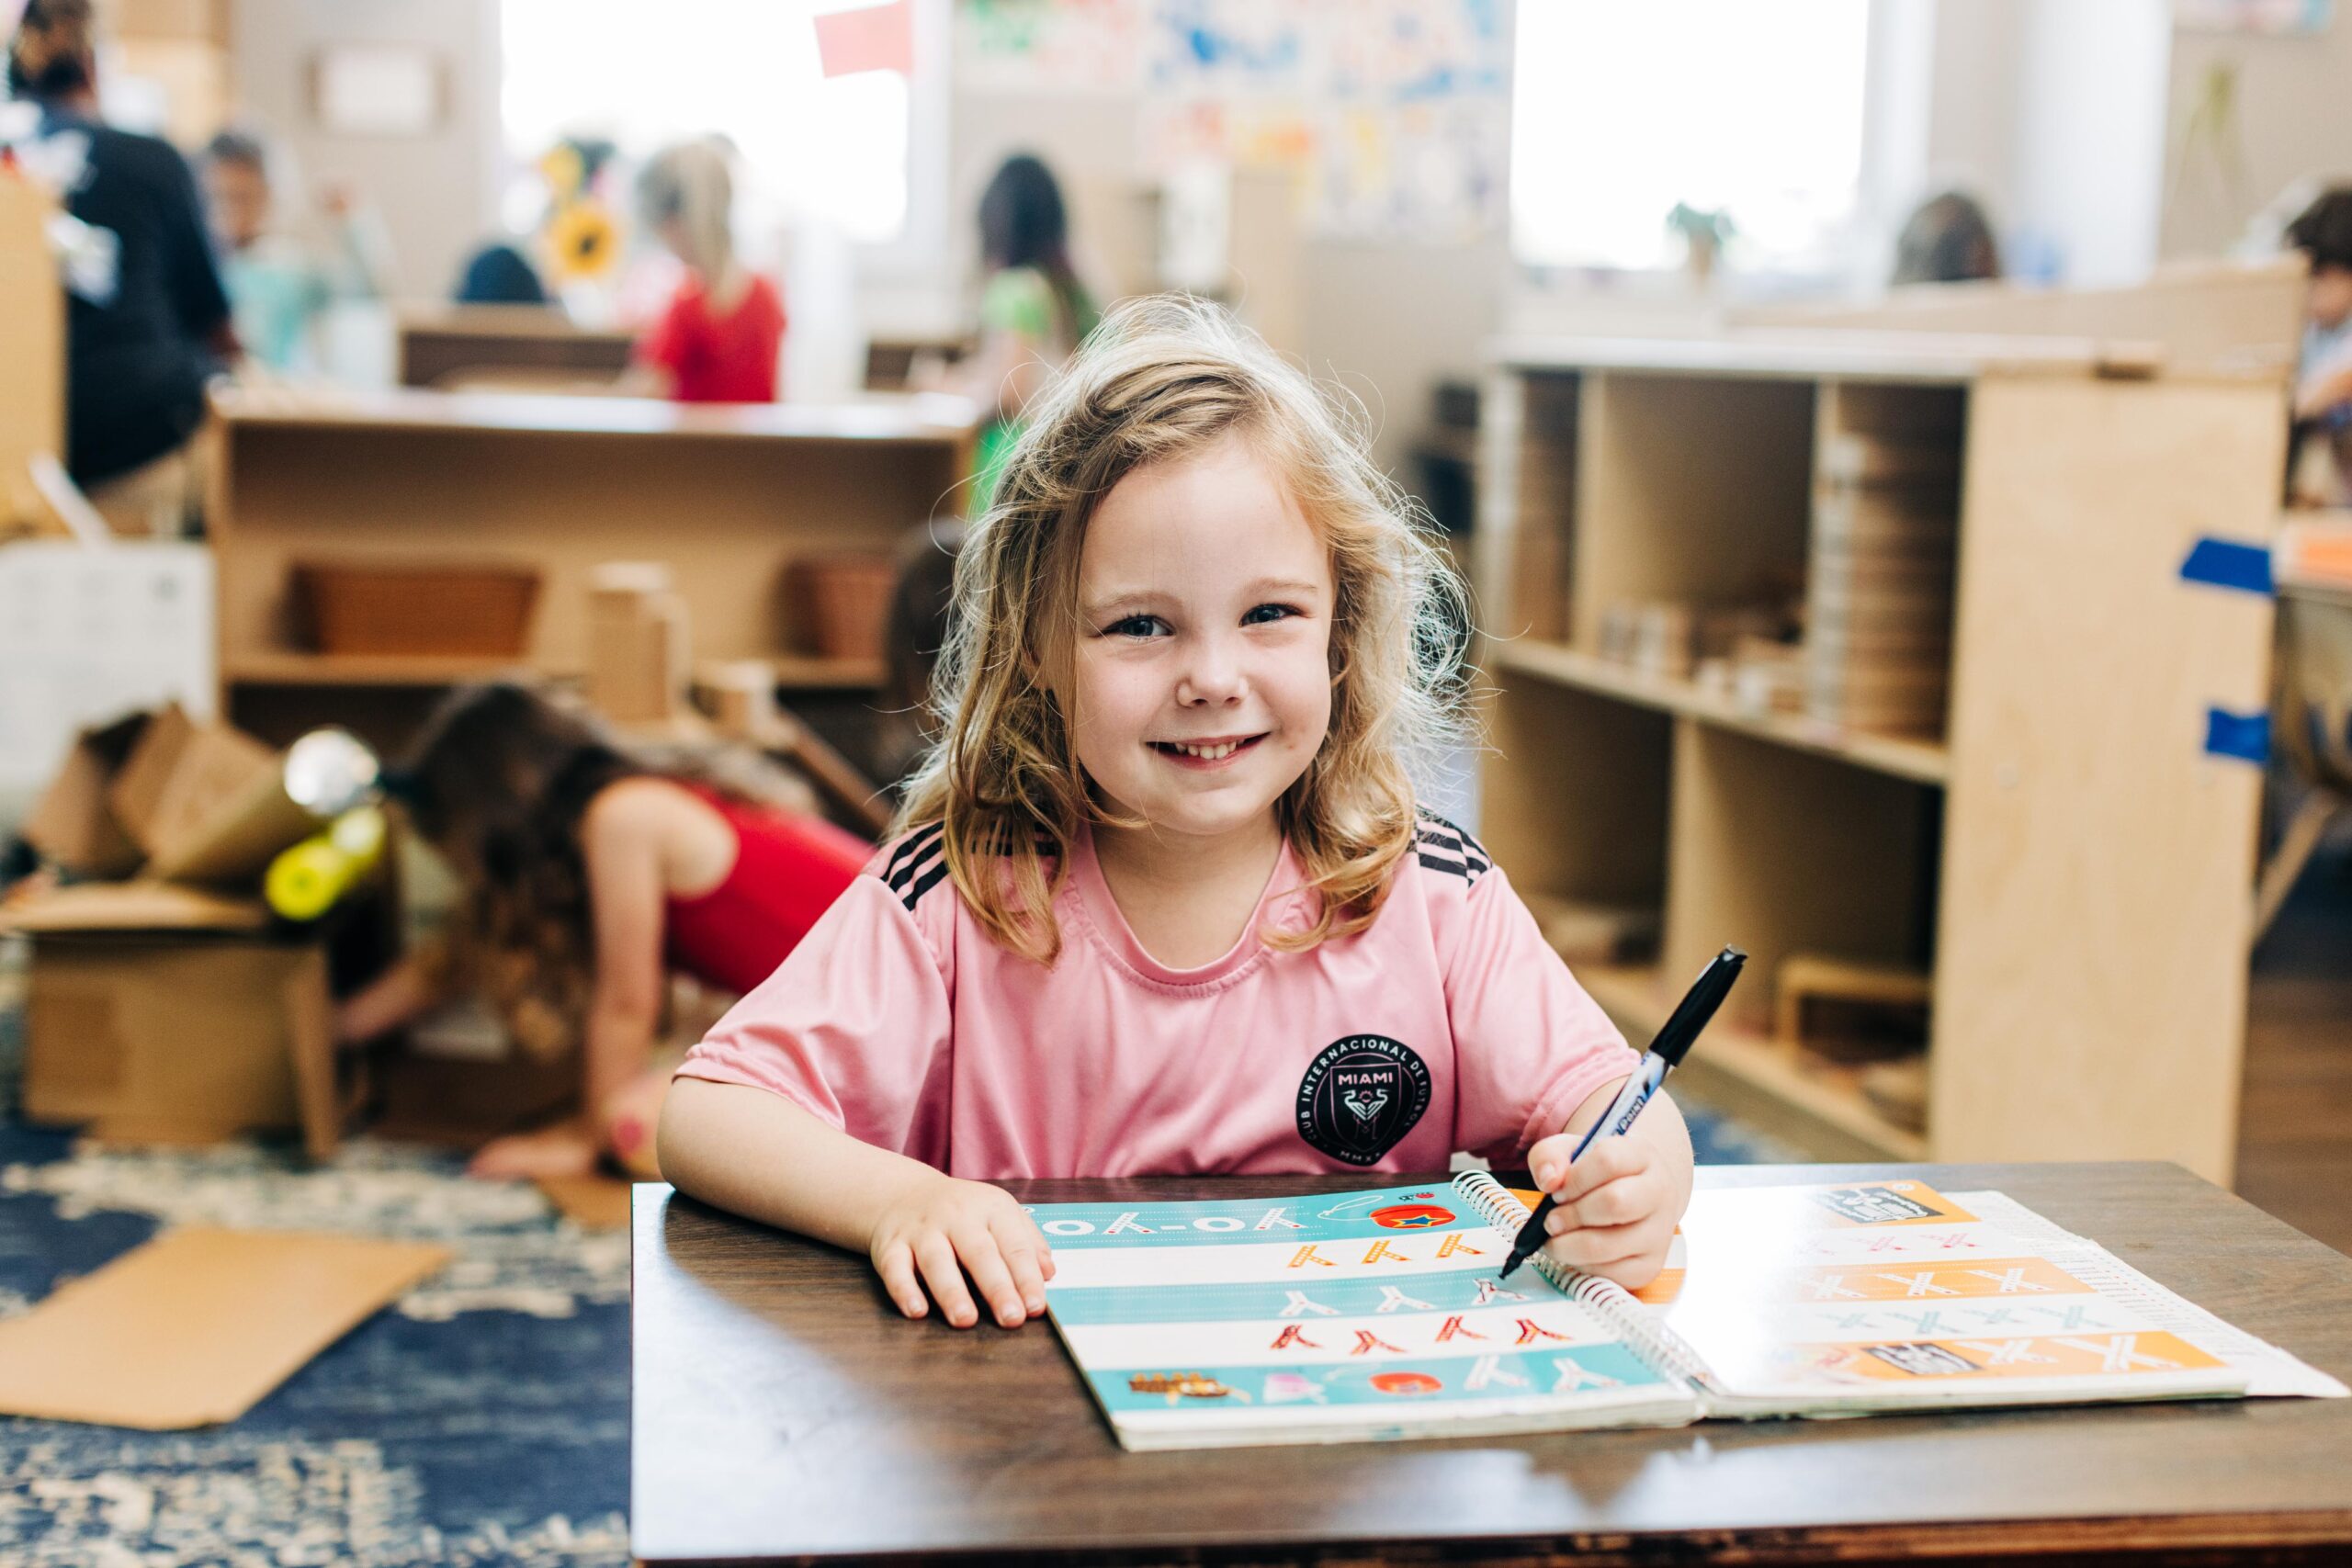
676, 814, 1639, 1179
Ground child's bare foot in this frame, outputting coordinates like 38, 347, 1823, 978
467, 1120, 600, 1181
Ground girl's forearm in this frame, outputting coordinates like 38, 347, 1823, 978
658, 1077, 943, 1253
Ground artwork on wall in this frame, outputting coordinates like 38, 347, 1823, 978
311, 44, 441, 137
955, 0, 1147, 93
955, 0, 1509, 243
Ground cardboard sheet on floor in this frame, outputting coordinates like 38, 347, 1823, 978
0, 1227, 449, 1429
536, 1174, 633, 1230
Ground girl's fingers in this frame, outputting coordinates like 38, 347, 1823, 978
1544, 1213, 1670, 1270
1549, 1167, 1660, 1232
875, 1243, 928, 1319
956, 1225, 1028, 1329
1552, 1137, 1646, 1204
914, 1233, 980, 1328
991, 1217, 1049, 1316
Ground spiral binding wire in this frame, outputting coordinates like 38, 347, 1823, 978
1451, 1169, 1710, 1386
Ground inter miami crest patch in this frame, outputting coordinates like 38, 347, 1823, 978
1295, 1035, 1431, 1166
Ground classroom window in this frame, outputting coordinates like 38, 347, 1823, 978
500, 0, 914, 247
1510, 0, 1871, 274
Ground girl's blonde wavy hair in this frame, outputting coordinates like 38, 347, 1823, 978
896, 295, 1470, 964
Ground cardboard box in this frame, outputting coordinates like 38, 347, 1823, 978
587, 560, 687, 725
3, 884, 349, 1157
20, 710, 151, 877
102, 704, 318, 885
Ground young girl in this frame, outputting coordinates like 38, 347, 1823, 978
632, 138, 786, 403
949, 153, 1101, 506
337, 682, 870, 1179
660, 299, 1693, 1331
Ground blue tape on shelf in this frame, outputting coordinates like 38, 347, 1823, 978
2204, 706, 2270, 765
2178, 537, 2274, 596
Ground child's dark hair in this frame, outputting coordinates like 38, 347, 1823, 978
978, 152, 1089, 345
8, 0, 95, 99
1892, 191, 2001, 287
2286, 187, 2352, 274
398, 681, 811, 1055
202, 128, 271, 176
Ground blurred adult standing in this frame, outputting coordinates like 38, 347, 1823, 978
7, 0, 233, 525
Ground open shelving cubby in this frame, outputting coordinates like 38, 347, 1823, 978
207, 388, 972, 752
1476, 280, 2300, 1180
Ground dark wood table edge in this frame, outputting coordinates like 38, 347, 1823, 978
647, 1507, 2352, 1568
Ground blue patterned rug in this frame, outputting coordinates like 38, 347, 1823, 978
0, 946, 1788, 1564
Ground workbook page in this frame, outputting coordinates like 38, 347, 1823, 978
1036, 1182, 1699, 1450
1642, 1180, 2302, 1415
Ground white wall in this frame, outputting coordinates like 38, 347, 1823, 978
2163, 17, 2352, 258
1916, 0, 2171, 288
231, 0, 501, 300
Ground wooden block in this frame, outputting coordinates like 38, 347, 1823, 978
1860, 1054, 1929, 1133
587, 561, 688, 726
1775, 953, 1932, 1064
1820, 433, 1963, 487
1806, 580, 1953, 627
1631, 603, 1694, 678
694, 659, 779, 739
1813, 488, 1961, 546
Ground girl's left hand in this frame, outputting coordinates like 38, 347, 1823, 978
1525, 1094, 1694, 1291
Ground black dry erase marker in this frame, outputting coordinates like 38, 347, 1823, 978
1497, 945, 1746, 1281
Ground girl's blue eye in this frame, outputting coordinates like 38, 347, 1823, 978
1105, 615, 1170, 639
1243, 603, 1300, 626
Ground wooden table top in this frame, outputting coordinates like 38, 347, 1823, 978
631, 1162, 2352, 1566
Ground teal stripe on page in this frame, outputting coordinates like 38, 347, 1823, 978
1023, 1182, 1483, 1250
1090, 1342, 1670, 1414
1050, 1264, 1566, 1325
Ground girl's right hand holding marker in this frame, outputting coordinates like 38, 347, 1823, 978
869, 1171, 1056, 1329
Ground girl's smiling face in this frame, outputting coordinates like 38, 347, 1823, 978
1067, 433, 1334, 852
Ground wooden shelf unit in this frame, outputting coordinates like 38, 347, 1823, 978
207, 386, 974, 750
1476, 281, 2298, 1184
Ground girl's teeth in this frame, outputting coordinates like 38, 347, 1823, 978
1172, 740, 1239, 760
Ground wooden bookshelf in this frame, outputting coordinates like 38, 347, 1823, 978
1579, 963, 1928, 1161
207, 386, 973, 750
1476, 267, 2301, 1184
1488, 638, 1949, 785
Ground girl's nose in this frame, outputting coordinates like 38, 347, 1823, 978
1175, 633, 1246, 706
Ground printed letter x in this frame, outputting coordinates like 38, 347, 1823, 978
1962, 1268, 2051, 1294
1551, 1356, 1621, 1392
1464, 1354, 1525, 1390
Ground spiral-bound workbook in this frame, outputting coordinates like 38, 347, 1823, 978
1036, 1175, 2344, 1450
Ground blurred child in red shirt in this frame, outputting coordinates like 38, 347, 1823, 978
635, 139, 785, 403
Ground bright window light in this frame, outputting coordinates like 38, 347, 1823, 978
1510, 0, 1871, 273
501, 0, 910, 245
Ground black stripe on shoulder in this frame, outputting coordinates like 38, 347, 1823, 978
901, 861, 954, 911
888, 832, 946, 896
1415, 851, 1472, 881
1414, 816, 1490, 886
882, 822, 946, 886
1416, 812, 1491, 877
